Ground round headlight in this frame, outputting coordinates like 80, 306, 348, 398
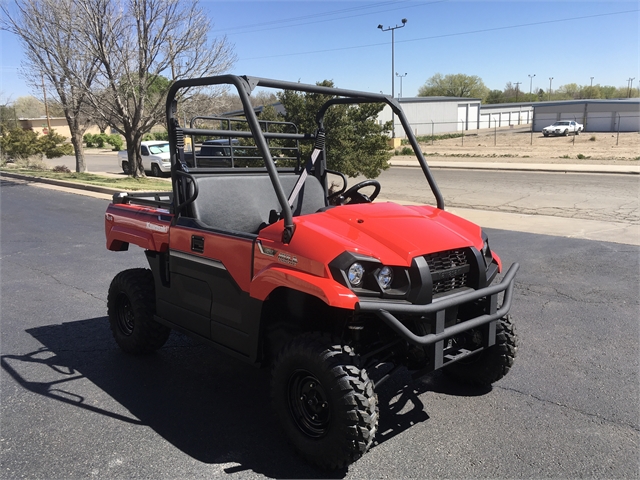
347, 263, 365, 287
377, 266, 393, 290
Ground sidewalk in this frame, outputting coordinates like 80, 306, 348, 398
390, 157, 640, 175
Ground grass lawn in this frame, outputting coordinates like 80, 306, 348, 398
0, 168, 172, 191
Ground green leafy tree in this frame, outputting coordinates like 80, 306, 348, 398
418, 73, 488, 99
37, 130, 73, 158
278, 80, 392, 178
600, 86, 618, 99
0, 128, 40, 161
485, 89, 505, 104
0, 128, 72, 161
557, 83, 580, 100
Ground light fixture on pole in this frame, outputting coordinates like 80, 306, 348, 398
548, 77, 553, 101
378, 18, 407, 138
396, 72, 407, 98
528, 74, 536, 99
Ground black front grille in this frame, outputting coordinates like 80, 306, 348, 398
424, 249, 470, 294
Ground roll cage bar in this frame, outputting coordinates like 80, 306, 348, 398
165, 75, 445, 243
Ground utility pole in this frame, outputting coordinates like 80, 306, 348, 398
548, 77, 553, 101
41, 72, 51, 134
628, 78, 636, 98
396, 72, 407, 98
589, 77, 594, 99
514, 82, 521, 102
528, 74, 536, 100
378, 18, 407, 138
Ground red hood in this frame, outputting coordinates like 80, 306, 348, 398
260, 202, 483, 268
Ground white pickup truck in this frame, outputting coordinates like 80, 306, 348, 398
117, 140, 171, 176
542, 120, 583, 137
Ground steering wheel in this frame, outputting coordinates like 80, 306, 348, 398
339, 180, 381, 204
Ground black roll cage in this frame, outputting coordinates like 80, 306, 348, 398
166, 75, 445, 242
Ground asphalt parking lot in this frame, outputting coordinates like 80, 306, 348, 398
1, 178, 638, 478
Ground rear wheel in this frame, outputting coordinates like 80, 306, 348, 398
121, 161, 130, 175
443, 315, 517, 387
271, 333, 378, 470
151, 163, 162, 177
107, 268, 170, 354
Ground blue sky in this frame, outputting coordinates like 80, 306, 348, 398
1, 0, 638, 102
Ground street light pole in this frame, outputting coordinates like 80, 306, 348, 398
548, 77, 553, 101
528, 74, 536, 100
378, 18, 407, 138
396, 72, 407, 98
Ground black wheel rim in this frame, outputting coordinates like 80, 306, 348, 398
115, 292, 135, 336
287, 369, 331, 438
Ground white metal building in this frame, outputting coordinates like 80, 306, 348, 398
532, 99, 640, 132
479, 103, 534, 129
378, 97, 481, 137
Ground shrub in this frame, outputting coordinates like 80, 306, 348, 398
84, 133, 96, 148
92, 133, 109, 148
52, 165, 71, 173
143, 131, 169, 142
400, 146, 413, 155
38, 130, 73, 158
1, 128, 41, 161
589, 136, 596, 141
577, 154, 590, 159
107, 134, 124, 151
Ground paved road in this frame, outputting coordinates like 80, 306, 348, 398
1, 179, 638, 478
373, 168, 640, 225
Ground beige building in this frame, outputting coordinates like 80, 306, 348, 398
18, 117, 102, 138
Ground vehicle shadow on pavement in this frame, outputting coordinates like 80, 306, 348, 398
2, 317, 489, 479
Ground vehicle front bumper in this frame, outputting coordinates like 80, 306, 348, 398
356, 263, 519, 370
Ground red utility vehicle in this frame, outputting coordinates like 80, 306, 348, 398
105, 75, 519, 470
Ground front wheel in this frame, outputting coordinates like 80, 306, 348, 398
121, 161, 130, 175
151, 163, 162, 177
107, 268, 170, 354
443, 314, 517, 387
271, 333, 378, 470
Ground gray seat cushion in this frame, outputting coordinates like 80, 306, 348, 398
189, 173, 326, 233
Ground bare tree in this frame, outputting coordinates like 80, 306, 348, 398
72, 0, 236, 177
1, 0, 99, 172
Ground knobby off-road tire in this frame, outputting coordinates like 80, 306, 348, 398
271, 333, 378, 470
443, 314, 517, 387
107, 268, 170, 354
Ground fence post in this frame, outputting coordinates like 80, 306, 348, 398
617, 113, 620, 145
494, 117, 497, 146
573, 116, 576, 145
530, 112, 534, 145
431, 121, 434, 145
461, 120, 464, 146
